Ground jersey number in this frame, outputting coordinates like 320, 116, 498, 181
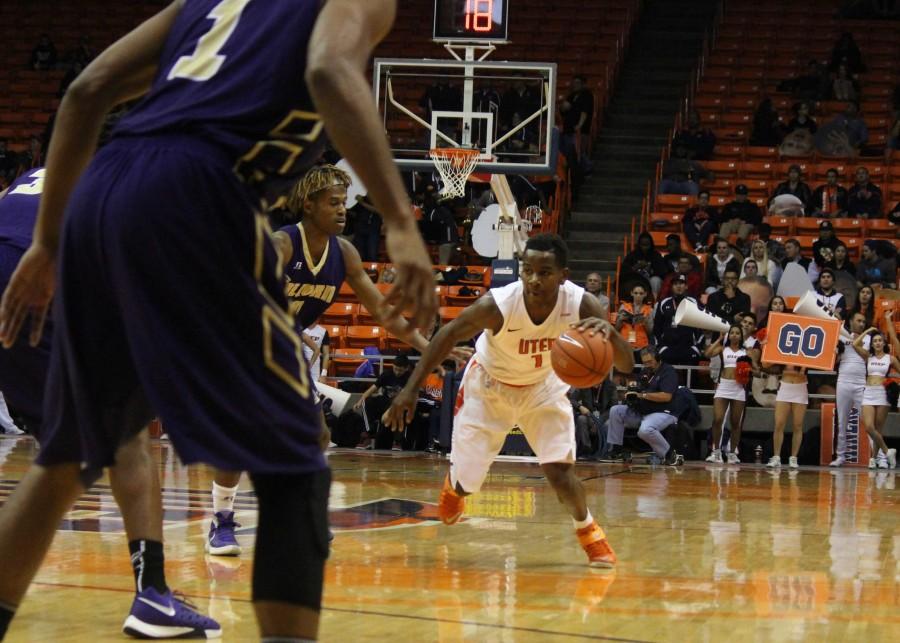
10, 169, 46, 195
167, 0, 252, 82
531, 354, 542, 368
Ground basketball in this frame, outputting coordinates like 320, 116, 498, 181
550, 328, 614, 388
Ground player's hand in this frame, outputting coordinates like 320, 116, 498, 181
0, 243, 56, 349
353, 397, 365, 411
886, 310, 893, 321
381, 224, 438, 329
571, 317, 614, 337
382, 388, 417, 432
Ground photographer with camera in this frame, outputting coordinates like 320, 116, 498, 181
603, 346, 684, 465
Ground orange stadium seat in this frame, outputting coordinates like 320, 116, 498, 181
831, 218, 863, 237
331, 348, 369, 377
844, 236, 862, 260
335, 282, 357, 303
439, 306, 466, 324
344, 325, 385, 350
745, 146, 778, 160
794, 217, 826, 235
866, 219, 897, 239
763, 216, 792, 235
743, 161, 776, 180
324, 325, 346, 349
656, 194, 693, 214
321, 303, 358, 326
649, 211, 682, 232
445, 285, 483, 307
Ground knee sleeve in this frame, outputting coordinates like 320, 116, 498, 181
250, 469, 331, 610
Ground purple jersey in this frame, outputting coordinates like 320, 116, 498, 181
114, 0, 326, 205
280, 222, 345, 330
0, 168, 44, 251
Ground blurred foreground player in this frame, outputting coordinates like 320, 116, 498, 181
384, 234, 634, 567
0, 168, 218, 638
0, 1, 437, 641
206, 165, 469, 556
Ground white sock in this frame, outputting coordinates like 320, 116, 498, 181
0, 391, 16, 430
212, 481, 238, 515
573, 510, 594, 530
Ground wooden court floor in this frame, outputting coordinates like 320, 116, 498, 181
1, 435, 899, 642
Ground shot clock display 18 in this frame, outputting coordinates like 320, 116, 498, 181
433, 0, 510, 43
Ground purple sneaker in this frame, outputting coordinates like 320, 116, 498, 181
123, 587, 221, 639
205, 511, 241, 556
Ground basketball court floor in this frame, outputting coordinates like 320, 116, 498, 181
0, 436, 898, 641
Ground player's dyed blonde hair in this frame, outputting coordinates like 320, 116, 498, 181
288, 164, 352, 214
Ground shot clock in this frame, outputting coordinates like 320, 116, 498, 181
433, 0, 510, 42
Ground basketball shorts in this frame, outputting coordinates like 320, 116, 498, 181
451, 361, 575, 494
36, 135, 326, 478
776, 381, 808, 405
714, 378, 746, 402
863, 385, 889, 407
0, 244, 51, 426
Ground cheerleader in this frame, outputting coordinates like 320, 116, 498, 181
852, 327, 898, 469
704, 324, 749, 464
765, 363, 808, 469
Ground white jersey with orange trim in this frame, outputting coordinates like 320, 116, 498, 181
867, 353, 890, 378
474, 279, 585, 387
722, 346, 746, 369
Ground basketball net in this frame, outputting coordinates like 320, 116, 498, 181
430, 148, 480, 199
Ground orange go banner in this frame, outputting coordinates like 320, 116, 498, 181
761, 313, 842, 370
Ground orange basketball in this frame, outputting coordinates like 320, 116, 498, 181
550, 328, 615, 388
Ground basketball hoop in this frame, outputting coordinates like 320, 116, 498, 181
430, 148, 480, 199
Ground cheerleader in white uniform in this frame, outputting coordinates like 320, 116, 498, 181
852, 327, 898, 469
704, 324, 748, 464
765, 364, 808, 469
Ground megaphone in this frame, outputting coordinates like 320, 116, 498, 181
793, 290, 852, 339
674, 298, 730, 333
316, 381, 352, 417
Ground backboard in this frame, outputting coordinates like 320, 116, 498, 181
373, 58, 558, 175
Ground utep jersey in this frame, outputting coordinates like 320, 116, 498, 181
281, 223, 345, 330
0, 168, 43, 251
113, 0, 326, 204
837, 334, 869, 382
475, 280, 584, 387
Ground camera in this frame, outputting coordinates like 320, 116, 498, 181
625, 382, 641, 407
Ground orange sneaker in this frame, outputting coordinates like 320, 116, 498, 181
438, 474, 465, 525
576, 521, 617, 568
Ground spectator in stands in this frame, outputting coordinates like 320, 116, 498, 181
850, 284, 876, 327
616, 284, 653, 357
706, 268, 751, 323
662, 233, 697, 273
831, 242, 856, 277
654, 275, 703, 365
659, 254, 702, 300
500, 77, 539, 136
809, 245, 833, 285
354, 354, 413, 450
750, 98, 784, 146
760, 294, 787, 329
829, 32, 866, 75
705, 237, 742, 294
889, 200, 900, 226
743, 239, 780, 289
741, 258, 758, 279
423, 193, 460, 264
816, 102, 868, 157
785, 101, 818, 136
16, 136, 42, 173
30, 33, 57, 70
560, 75, 594, 171
584, 272, 610, 320
857, 240, 896, 289
790, 60, 830, 102
847, 167, 883, 218
887, 109, 900, 158
623, 232, 668, 297
781, 238, 811, 271
815, 268, 847, 318
770, 164, 812, 210
831, 63, 859, 102
810, 168, 849, 217
0, 140, 17, 187
350, 194, 382, 262
58, 60, 84, 98
658, 143, 712, 196
420, 80, 462, 139
70, 35, 94, 66
570, 386, 601, 459
757, 223, 786, 264
812, 220, 843, 258
683, 190, 718, 252
672, 111, 716, 161
718, 184, 762, 247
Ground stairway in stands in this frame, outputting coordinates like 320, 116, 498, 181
565, 0, 720, 288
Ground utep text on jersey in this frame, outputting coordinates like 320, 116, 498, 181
281, 223, 346, 330
113, 0, 326, 206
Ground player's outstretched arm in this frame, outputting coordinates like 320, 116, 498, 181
307, 0, 436, 329
382, 295, 503, 430
0, 1, 182, 348
574, 292, 634, 375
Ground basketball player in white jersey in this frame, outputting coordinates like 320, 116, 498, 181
383, 234, 634, 567
832, 312, 868, 466
303, 324, 330, 383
